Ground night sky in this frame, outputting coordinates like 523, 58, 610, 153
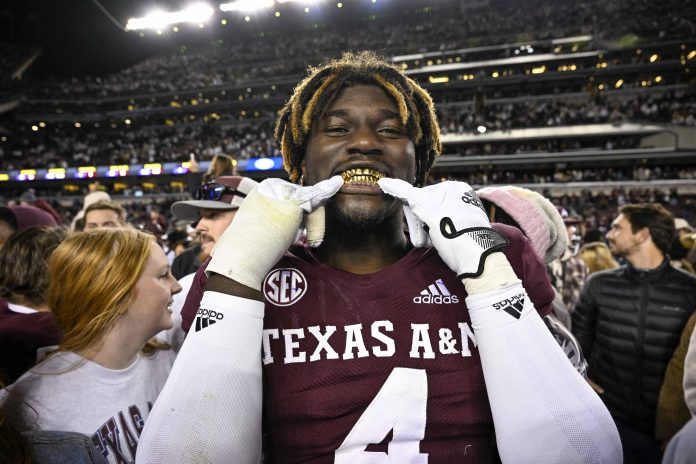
6, 0, 195, 77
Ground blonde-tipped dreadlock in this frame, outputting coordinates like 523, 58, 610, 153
275, 51, 442, 186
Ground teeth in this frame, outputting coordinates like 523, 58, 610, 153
341, 168, 385, 185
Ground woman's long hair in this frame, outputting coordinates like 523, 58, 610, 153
579, 241, 619, 274
47, 227, 167, 355
202, 154, 236, 183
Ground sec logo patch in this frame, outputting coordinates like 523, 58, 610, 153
264, 268, 307, 306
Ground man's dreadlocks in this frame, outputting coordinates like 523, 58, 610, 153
275, 51, 442, 187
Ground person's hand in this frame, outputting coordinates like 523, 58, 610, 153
206, 176, 343, 290
188, 153, 200, 173
378, 178, 508, 278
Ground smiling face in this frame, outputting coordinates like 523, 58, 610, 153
303, 84, 416, 229
195, 208, 237, 258
125, 242, 182, 336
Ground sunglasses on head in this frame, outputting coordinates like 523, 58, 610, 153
195, 182, 245, 201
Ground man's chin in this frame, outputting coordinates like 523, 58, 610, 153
607, 246, 622, 257
326, 195, 397, 231
200, 243, 214, 261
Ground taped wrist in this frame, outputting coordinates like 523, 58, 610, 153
463, 252, 519, 295
206, 188, 303, 290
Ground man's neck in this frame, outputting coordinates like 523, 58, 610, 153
314, 216, 411, 275
626, 246, 665, 270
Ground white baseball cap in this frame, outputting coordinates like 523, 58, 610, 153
171, 176, 258, 221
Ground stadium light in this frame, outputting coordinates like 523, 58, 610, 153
277, 0, 324, 4
220, 0, 273, 12
428, 76, 449, 84
126, 3, 214, 31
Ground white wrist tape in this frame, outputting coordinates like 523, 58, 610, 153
463, 252, 520, 295
206, 188, 302, 290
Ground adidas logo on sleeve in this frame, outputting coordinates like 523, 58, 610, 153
194, 308, 224, 332
413, 279, 460, 304
492, 293, 526, 319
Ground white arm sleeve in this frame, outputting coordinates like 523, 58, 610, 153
466, 281, 622, 464
137, 291, 264, 464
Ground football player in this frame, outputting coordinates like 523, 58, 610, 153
138, 52, 621, 463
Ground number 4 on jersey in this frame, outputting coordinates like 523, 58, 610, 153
335, 368, 428, 463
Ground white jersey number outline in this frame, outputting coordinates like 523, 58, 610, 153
335, 367, 428, 463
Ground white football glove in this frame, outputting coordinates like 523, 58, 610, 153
378, 178, 508, 278
304, 206, 326, 248
206, 176, 343, 290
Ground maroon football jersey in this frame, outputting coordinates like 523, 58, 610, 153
0, 299, 62, 384
259, 223, 552, 463
179, 224, 553, 462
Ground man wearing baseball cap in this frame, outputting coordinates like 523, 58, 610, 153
160, 176, 259, 350
170, 176, 258, 280
0, 205, 58, 247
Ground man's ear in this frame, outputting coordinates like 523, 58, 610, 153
637, 227, 651, 244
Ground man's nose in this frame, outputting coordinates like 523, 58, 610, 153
346, 127, 382, 155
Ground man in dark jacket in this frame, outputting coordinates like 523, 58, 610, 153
572, 203, 696, 464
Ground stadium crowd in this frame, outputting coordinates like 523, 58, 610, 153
0, 118, 278, 169
439, 90, 696, 135
2, 88, 694, 171
23, 0, 693, 99
461, 166, 696, 186
2, 115, 696, 464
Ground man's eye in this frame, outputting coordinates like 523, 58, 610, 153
325, 126, 349, 134
379, 126, 403, 135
